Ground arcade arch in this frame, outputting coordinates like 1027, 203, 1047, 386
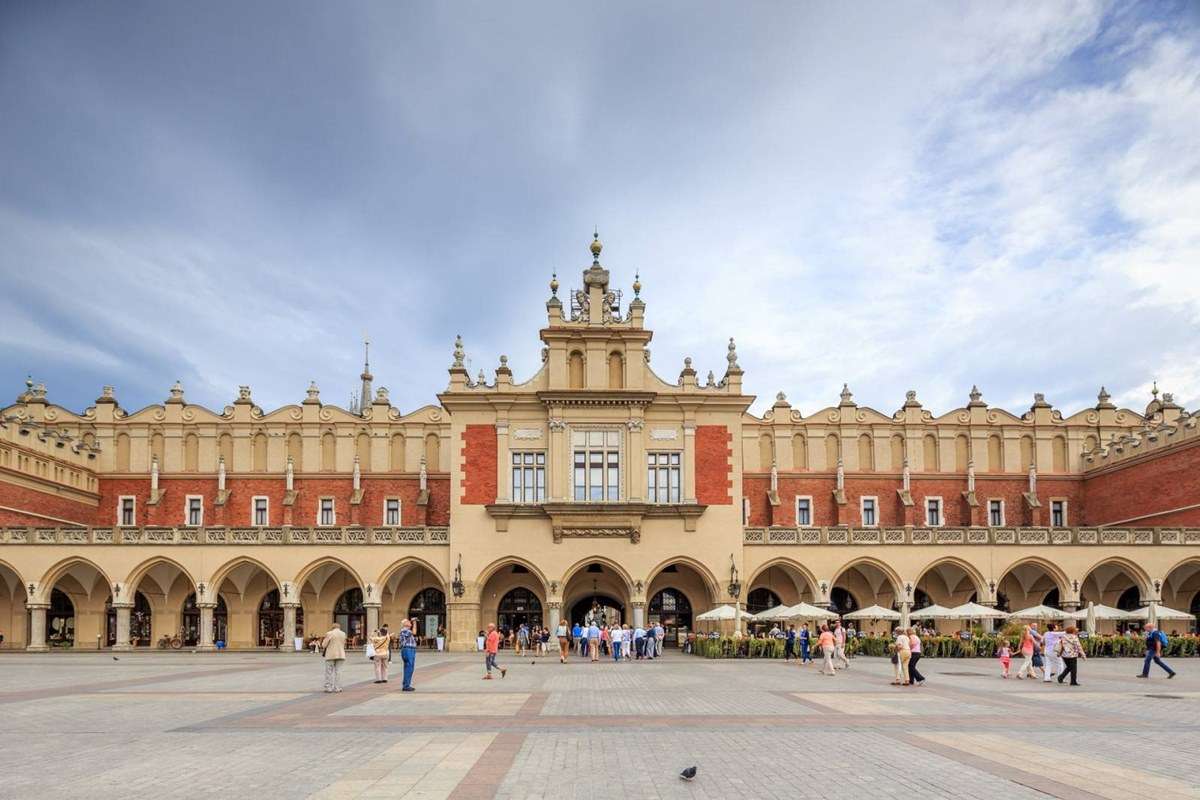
995, 558, 1070, 612
829, 558, 902, 614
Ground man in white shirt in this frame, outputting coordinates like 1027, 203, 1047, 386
1041, 622, 1063, 683
833, 620, 850, 670
654, 623, 665, 656
633, 625, 646, 659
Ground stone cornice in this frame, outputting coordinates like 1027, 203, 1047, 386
484, 500, 707, 533
742, 525, 1200, 546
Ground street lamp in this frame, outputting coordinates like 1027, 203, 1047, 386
727, 554, 741, 599
451, 554, 465, 598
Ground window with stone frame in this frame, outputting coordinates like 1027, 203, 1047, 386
384, 497, 401, 526
1051, 499, 1067, 527
925, 497, 943, 527
318, 497, 336, 526
988, 499, 1004, 527
511, 452, 546, 503
252, 496, 269, 527
572, 429, 620, 501
646, 451, 681, 503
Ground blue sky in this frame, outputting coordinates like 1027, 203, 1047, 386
2, 2, 1197, 419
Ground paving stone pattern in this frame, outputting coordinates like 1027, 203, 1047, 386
0, 650, 1196, 799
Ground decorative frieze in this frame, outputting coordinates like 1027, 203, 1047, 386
740, 525, 1195, 545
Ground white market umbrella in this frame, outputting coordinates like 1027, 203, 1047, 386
784, 602, 839, 620
910, 604, 956, 619
751, 604, 793, 622
1128, 604, 1194, 622
1068, 603, 1130, 621
843, 604, 901, 621
694, 604, 752, 622
1008, 604, 1073, 621
946, 602, 1010, 620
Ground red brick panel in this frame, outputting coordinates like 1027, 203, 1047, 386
1083, 441, 1200, 526
461, 425, 497, 505
695, 425, 733, 505
0, 481, 99, 526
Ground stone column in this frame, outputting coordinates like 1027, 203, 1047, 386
199, 604, 216, 651
448, 600, 480, 652
682, 421, 697, 504
495, 422, 510, 502
548, 602, 561, 632
112, 603, 133, 651
365, 603, 380, 634
898, 601, 911, 631
26, 604, 48, 652
632, 602, 645, 629
549, 413, 566, 500
627, 415, 645, 501
281, 603, 299, 650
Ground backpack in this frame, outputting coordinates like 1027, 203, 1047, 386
1155, 629, 1169, 649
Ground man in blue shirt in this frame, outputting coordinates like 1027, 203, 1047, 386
398, 618, 419, 692
1137, 624, 1175, 679
784, 625, 796, 661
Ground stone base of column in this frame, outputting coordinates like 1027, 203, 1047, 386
25, 644, 49, 652
197, 644, 216, 652
111, 644, 134, 653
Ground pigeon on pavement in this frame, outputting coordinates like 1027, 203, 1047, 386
680, 766, 697, 781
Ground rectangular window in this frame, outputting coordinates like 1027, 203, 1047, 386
796, 496, 813, 526
319, 497, 335, 526
926, 497, 942, 527
185, 495, 204, 527
119, 496, 136, 527
252, 496, 269, 527
988, 499, 1004, 527
861, 496, 877, 527
572, 429, 620, 501
511, 452, 546, 503
1051, 500, 1067, 527
384, 498, 401, 526
647, 451, 681, 503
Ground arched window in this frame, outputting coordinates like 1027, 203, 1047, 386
1019, 435, 1034, 470
824, 434, 839, 470
1051, 435, 1067, 473
890, 435, 904, 471
218, 434, 233, 468
857, 434, 874, 471
408, 588, 447, 637
792, 433, 808, 470
568, 351, 585, 389
423, 433, 440, 472
954, 434, 970, 471
183, 434, 199, 472
321, 432, 336, 471
150, 431, 165, 467
390, 433, 405, 471
758, 434, 773, 471
252, 432, 268, 471
116, 433, 131, 471
923, 434, 939, 472
987, 434, 1003, 473
334, 588, 366, 642
356, 432, 371, 471
649, 588, 693, 643
746, 587, 782, 616
287, 432, 303, 471
607, 352, 624, 389
496, 588, 542, 632
258, 588, 302, 646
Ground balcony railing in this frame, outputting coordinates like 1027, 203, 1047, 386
0, 525, 450, 545
742, 526, 1200, 546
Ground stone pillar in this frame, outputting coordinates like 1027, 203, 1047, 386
627, 414, 645, 501
365, 603, 380, 634
549, 413, 566, 500
26, 604, 48, 652
199, 604, 216, 651
898, 601, 911, 631
682, 421, 697, 504
113, 603, 133, 651
632, 602, 645, 629
281, 604, 299, 650
495, 422, 509, 502
548, 602, 561, 632
448, 601, 480, 652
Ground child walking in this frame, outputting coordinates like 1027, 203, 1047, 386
998, 642, 1012, 678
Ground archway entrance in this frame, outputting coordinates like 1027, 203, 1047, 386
746, 587, 782, 616
40, 560, 109, 649
497, 588, 542, 633
830, 587, 859, 615
831, 561, 898, 616
569, 594, 624, 627
408, 587, 447, 642
1164, 560, 1200, 634
334, 588, 366, 643
648, 588, 692, 645
997, 561, 1066, 612
107, 591, 152, 647
181, 593, 228, 646
0, 563, 27, 649
297, 561, 363, 643
47, 588, 74, 647
258, 589, 303, 646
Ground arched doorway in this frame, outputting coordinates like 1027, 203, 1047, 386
746, 587, 782, 616
258, 589, 303, 647
181, 593, 228, 646
831, 560, 899, 615
47, 588, 74, 647
107, 591, 152, 647
497, 588, 542, 633
334, 588, 366, 643
407, 587, 446, 641
296, 559, 363, 642
649, 588, 692, 646
830, 587, 859, 615
569, 594, 624, 627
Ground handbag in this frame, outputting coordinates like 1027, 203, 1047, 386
365, 642, 376, 660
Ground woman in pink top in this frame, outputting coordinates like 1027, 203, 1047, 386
817, 625, 836, 675
907, 628, 924, 686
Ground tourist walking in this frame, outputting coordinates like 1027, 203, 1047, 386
399, 618, 418, 691
799, 623, 812, 665
588, 621, 601, 662
891, 627, 911, 685
572, 622, 583, 657
654, 622, 665, 656
320, 622, 347, 693
517, 623, 529, 657
1137, 623, 1176, 679
611, 625, 623, 660
833, 620, 850, 669
634, 624, 646, 659
369, 627, 390, 684
907, 627, 924, 686
1041, 623, 1063, 683
556, 620, 569, 663
1016, 623, 1042, 679
818, 624, 836, 675
623, 624, 633, 660
1056, 625, 1085, 686
784, 625, 796, 661
998, 641, 1012, 678
483, 623, 507, 679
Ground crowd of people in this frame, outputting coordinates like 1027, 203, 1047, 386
480, 620, 669, 664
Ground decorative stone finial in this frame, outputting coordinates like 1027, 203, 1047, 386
632, 272, 641, 298
706, 370, 716, 387
726, 338, 740, 371
903, 389, 921, 408
235, 385, 253, 404
590, 230, 602, 264
476, 369, 486, 386
1152, 380, 1159, 399
549, 272, 559, 298
1096, 386, 1114, 409
775, 391, 788, 406
375, 386, 389, 403
967, 385, 985, 407
303, 381, 321, 404
1031, 392, 1051, 409
500, 355, 508, 367
684, 356, 692, 369
839, 383, 855, 406
166, 380, 185, 404
96, 385, 117, 404
452, 335, 465, 369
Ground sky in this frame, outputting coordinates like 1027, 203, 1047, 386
1, 1, 1198, 420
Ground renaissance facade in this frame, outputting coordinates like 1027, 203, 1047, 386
2, 236, 1199, 651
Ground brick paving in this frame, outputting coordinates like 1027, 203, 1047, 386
0, 650, 1196, 799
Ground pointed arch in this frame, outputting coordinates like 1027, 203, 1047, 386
474, 556, 550, 593
746, 557, 820, 601
38, 556, 113, 601
830, 556, 905, 599
913, 556, 988, 598
559, 555, 635, 597
1080, 555, 1154, 599
644, 556, 721, 607
375, 555, 447, 591
123, 555, 198, 595
995, 556, 1071, 597
207, 556, 282, 595
294, 556, 366, 593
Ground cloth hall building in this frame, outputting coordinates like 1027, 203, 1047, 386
2, 236, 1199, 651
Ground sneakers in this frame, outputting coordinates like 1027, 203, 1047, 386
1168, 673, 1176, 679
402, 687, 415, 692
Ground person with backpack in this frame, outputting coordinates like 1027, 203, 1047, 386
1136, 624, 1175, 679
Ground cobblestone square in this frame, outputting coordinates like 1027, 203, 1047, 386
1, 651, 1196, 799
